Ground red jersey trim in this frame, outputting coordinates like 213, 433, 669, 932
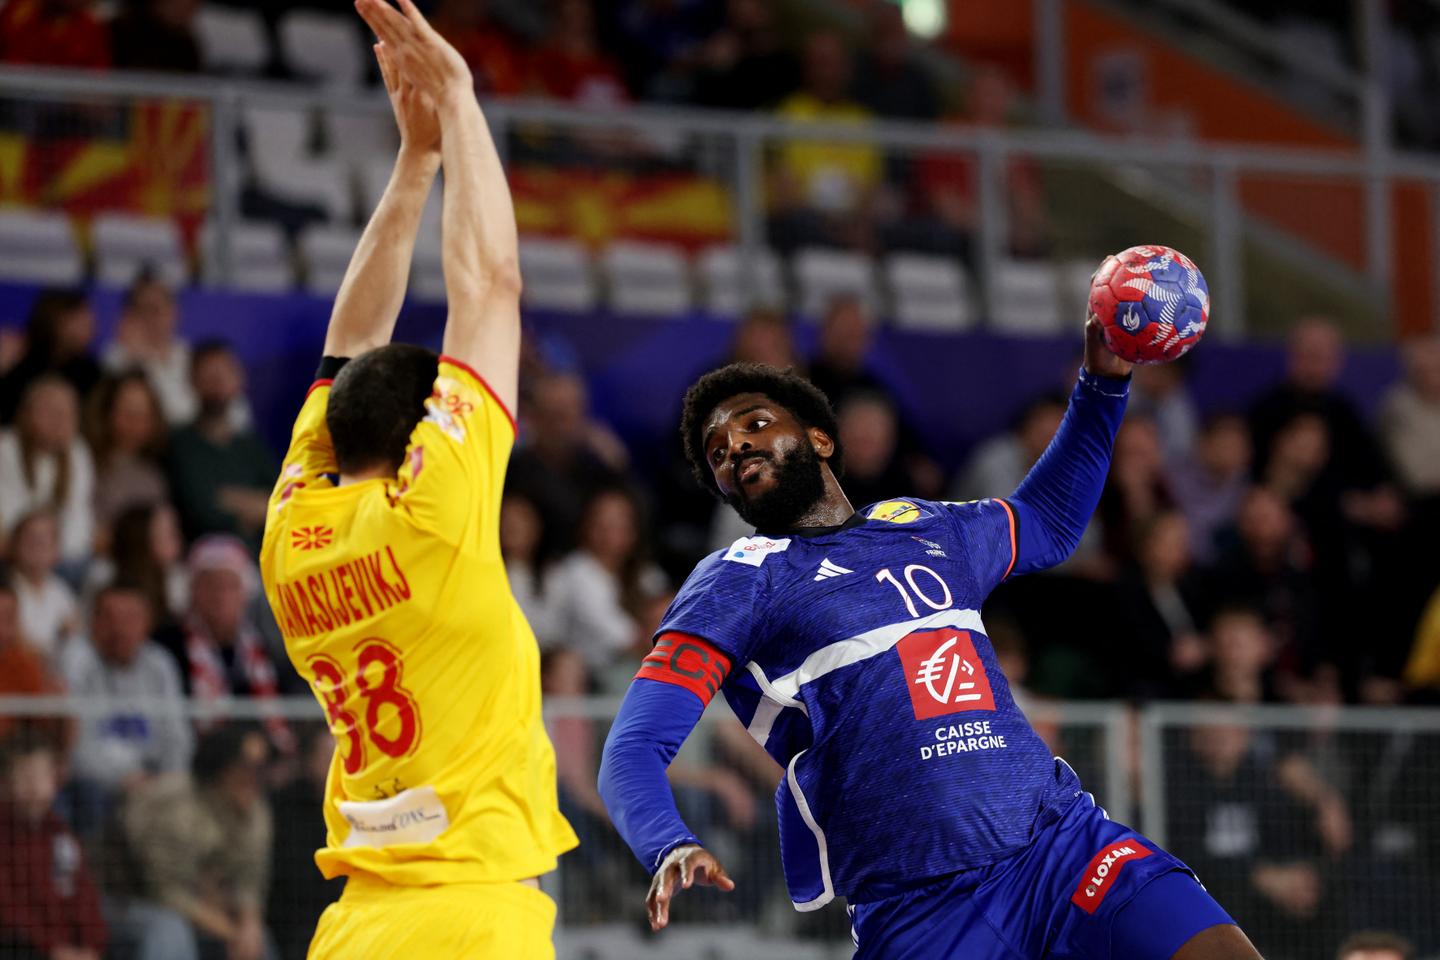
1069, 838, 1153, 914
635, 633, 732, 706
994, 498, 1018, 580
306, 379, 333, 400
439, 354, 517, 436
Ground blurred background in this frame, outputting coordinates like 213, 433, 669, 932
1, 0, 1440, 958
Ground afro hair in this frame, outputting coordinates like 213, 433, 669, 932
680, 362, 843, 496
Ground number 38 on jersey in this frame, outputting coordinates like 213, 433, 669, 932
308, 638, 423, 775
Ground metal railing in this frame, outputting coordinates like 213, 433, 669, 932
1, 64, 1439, 335
2, 694, 1438, 958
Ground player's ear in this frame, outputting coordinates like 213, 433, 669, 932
809, 426, 835, 460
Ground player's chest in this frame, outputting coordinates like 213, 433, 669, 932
771, 529, 985, 646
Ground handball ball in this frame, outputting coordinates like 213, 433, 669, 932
1089, 245, 1209, 364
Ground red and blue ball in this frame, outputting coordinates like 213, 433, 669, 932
1089, 245, 1209, 365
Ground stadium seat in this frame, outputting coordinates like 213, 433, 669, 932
885, 253, 976, 332
323, 109, 398, 160
298, 223, 362, 296
0, 209, 83, 286
1062, 257, 1100, 319
601, 241, 693, 317
278, 11, 367, 89
990, 259, 1063, 334
517, 237, 597, 313
696, 245, 785, 317
195, 4, 270, 75
200, 220, 294, 293
242, 105, 312, 167
91, 214, 188, 288
252, 154, 356, 225
793, 246, 878, 318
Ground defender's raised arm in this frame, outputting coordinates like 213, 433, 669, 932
323, 37, 440, 359
356, 0, 521, 414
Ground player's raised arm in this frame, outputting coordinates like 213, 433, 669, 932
357, 0, 520, 414
322, 35, 440, 359
1002, 318, 1133, 575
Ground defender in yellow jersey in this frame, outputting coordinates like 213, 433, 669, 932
259, 2, 575, 955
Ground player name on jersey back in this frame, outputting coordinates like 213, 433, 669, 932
270, 545, 412, 638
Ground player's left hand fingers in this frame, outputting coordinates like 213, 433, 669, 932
374, 42, 398, 94
695, 861, 736, 892
355, 0, 410, 45
647, 864, 679, 930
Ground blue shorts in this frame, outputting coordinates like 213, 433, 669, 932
849, 795, 1234, 959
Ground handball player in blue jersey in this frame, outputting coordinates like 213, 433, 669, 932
598, 320, 1261, 959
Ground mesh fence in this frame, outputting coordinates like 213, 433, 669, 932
1141, 704, 1440, 960
0, 695, 1126, 960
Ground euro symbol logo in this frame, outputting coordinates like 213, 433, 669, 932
913, 636, 983, 705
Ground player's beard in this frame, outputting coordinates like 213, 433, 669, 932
726, 442, 827, 532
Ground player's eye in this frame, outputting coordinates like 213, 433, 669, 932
751, 418, 771, 430
710, 448, 724, 465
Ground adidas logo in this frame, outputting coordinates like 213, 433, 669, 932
813, 558, 854, 582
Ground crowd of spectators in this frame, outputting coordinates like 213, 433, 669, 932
2, 267, 1440, 954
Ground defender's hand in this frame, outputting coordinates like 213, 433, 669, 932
356, 0, 472, 104
375, 41, 440, 155
1083, 315, 1134, 380
646, 844, 735, 931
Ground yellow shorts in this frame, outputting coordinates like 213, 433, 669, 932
308, 874, 557, 959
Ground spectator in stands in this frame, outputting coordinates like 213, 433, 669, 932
174, 535, 293, 750
110, 0, 201, 73
952, 394, 1065, 502
1166, 722, 1337, 959
692, 0, 798, 110
529, 0, 629, 106
0, 578, 56, 742
1207, 487, 1319, 670
1336, 932, 1416, 960
835, 392, 916, 508
167, 342, 275, 548
1097, 416, 1174, 573
1381, 336, 1440, 498
1170, 413, 1252, 564
0, 730, 107, 960
61, 583, 191, 823
4, 510, 80, 667
102, 271, 198, 427
546, 487, 667, 676
500, 493, 561, 648
1118, 511, 1210, 699
806, 295, 885, 408
1130, 361, 1199, 468
854, 2, 939, 121
769, 31, 881, 251
117, 725, 275, 960
1204, 606, 1280, 704
0, 289, 100, 425
728, 307, 799, 369
267, 726, 341, 960
0, 0, 108, 69
433, 0, 527, 96
0, 377, 96, 568
82, 503, 187, 631
85, 372, 169, 534
507, 371, 626, 553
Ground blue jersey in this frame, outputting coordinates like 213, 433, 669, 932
656, 496, 1083, 910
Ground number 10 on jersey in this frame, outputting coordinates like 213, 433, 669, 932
876, 564, 953, 618
308, 638, 423, 775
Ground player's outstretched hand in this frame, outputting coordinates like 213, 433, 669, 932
1082, 314, 1134, 380
375, 41, 440, 156
646, 844, 736, 931
355, 0, 471, 104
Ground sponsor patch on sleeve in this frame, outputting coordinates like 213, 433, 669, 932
1070, 838, 1154, 914
724, 536, 791, 566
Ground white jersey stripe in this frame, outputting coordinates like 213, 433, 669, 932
786, 749, 835, 912
767, 608, 985, 702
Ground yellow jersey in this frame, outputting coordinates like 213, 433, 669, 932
259, 356, 577, 886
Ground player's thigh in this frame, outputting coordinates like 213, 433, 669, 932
1110, 871, 1252, 960
308, 880, 556, 959
851, 875, 1020, 960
